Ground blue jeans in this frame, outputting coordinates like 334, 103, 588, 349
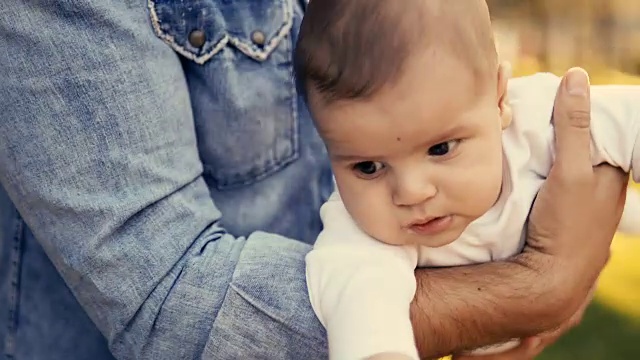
0, 0, 333, 358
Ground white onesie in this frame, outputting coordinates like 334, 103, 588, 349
305, 73, 640, 360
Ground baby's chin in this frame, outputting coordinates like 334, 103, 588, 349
412, 233, 460, 248
374, 230, 460, 248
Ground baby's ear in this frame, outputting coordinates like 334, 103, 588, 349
497, 62, 512, 129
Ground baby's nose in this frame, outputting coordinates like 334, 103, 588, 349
392, 175, 437, 207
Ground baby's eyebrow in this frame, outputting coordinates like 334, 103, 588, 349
329, 122, 473, 162
418, 123, 470, 147
330, 153, 384, 162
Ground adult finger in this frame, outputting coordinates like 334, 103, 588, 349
551, 67, 593, 177
452, 338, 543, 360
528, 281, 597, 349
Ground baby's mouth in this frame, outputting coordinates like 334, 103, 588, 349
407, 215, 453, 236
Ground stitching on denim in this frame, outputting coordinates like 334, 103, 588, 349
3, 215, 23, 359
147, 0, 293, 65
227, 0, 293, 61
288, 35, 300, 186
205, 149, 299, 190
228, 284, 326, 350
147, 0, 228, 65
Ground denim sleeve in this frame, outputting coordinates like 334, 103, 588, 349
0, 1, 326, 359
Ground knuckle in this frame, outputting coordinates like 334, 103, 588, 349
567, 109, 591, 129
556, 166, 593, 187
570, 317, 582, 329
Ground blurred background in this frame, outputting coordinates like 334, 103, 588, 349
488, 1, 640, 359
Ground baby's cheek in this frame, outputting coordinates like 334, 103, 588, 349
476, 171, 503, 212
455, 162, 503, 216
359, 212, 408, 246
340, 189, 403, 245
354, 207, 405, 246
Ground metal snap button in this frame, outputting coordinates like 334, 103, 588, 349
188, 29, 206, 48
251, 31, 266, 46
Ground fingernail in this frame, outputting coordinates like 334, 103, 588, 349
502, 61, 512, 78
527, 337, 542, 350
566, 67, 589, 97
531, 338, 542, 347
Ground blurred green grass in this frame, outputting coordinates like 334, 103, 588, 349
539, 301, 640, 360
539, 233, 640, 359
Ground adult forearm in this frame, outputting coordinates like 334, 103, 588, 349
410, 252, 576, 359
0, 1, 329, 356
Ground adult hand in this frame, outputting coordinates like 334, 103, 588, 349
525, 66, 626, 307
505, 67, 627, 355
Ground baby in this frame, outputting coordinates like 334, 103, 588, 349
294, 0, 640, 359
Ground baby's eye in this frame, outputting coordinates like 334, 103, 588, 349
353, 161, 385, 178
428, 140, 460, 157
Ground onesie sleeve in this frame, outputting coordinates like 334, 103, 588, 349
588, 84, 640, 181
306, 191, 420, 360
507, 72, 640, 181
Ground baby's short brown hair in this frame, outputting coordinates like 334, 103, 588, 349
295, 0, 499, 105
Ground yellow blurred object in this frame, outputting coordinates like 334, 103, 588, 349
513, 58, 640, 85
589, 68, 640, 85
596, 233, 640, 320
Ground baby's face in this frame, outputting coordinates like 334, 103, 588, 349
311, 53, 510, 248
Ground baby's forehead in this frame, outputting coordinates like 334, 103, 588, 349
421, 1, 498, 79
296, 0, 497, 105
315, 75, 496, 158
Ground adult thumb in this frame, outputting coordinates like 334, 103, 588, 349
551, 67, 593, 175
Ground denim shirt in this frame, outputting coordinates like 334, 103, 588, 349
0, 0, 333, 359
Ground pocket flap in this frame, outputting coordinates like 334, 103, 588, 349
149, 0, 293, 64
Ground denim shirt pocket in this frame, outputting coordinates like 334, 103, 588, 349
148, 0, 299, 190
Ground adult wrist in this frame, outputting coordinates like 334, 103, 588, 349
511, 249, 590, 330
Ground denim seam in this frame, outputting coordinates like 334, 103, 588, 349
204, 149, 300, 190
228, 283, 326, 350
3, 216, 23, 359
288, 32, 300, 191
147, 0, 293, 65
